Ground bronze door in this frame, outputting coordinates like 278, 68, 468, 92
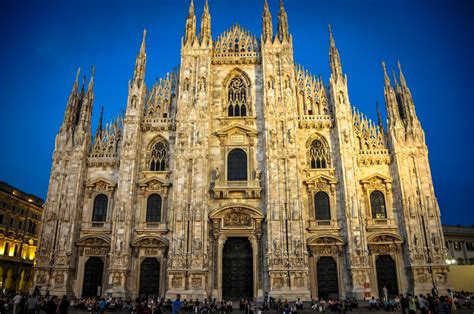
139, 257, 160, 297
376, 255, 399, 297
317, 256, 339, 299
82, 257, 104, 297
222, 237, 253, 300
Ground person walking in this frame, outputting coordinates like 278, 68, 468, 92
407, 294, 417, 314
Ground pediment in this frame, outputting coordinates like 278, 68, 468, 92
307, 235, 345, 246
367, 233, 403, 244
305, 174, 338, 185
360, 173, 392, 184
139, 176, 170, 189
77, 235, 111, 247
131, 236, 169, 248
215, 124, 258, 137
86, 178, 116, 192
209, 204, 264, 220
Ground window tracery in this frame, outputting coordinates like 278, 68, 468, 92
149, 141, 169, 171
227, 76, 248, 117
309, 139, 329, 169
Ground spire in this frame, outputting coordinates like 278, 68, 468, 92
95, 106, 104, 138
87, 65, 95, 92
381, 61, 402, 128
262, 0, 273, 43
397, 60, 408, 87
381, 61, 391, 89
276, 0, 289, 41
376, 101, 384, 130
329, 25, 343, 81
184, 0, 196, 45
199, 0, 211, 45
133, 29, 147, 85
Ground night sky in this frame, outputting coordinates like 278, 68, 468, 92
0, 0, 472, 225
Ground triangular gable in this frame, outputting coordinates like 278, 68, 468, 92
360, 173, 392, 184
215, 124, 258, 137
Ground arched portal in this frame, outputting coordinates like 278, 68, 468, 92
316, 256, 339, 299
139, 258, 161, 298
222, 237, 253, 300
82, 257, 104, 297
376, 255, 399, 298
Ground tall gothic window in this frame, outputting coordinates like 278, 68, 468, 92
146, 194, 162, 222
314, 192, 331, 220
309, 139, 329, 168
370, 190, 387, 219
227, 148, 247, 181
150, 141, 169, 171
92, 194, 108, 222
227, 76, 248, 117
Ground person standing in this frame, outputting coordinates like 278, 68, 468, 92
382, 286, 388, 302
13, 292, 23, 314
25, 295, 39, 314
407, 294, 417, 314
172, 294, 182, 314
59, 295, 70, 314
46, 296, 58, 314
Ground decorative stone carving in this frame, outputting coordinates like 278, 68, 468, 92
171, 276, 182, 288
224, 209, 251, 227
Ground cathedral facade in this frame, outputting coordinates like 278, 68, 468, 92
33, 0, 449, 301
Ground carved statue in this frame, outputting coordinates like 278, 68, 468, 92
213, 167, 221, 180
116, 237, 123, 254
254, 168, 262, 180
116, 203, 125, 222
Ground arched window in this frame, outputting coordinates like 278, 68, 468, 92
146, 194, 162, 222
314, 192, 331, 220
227, 149, 247, 181
309, 139, 329, 168
92, 194, 108, 222
227, 76, 248, 117
149, 141, 169, 171
370, 190, 387, 219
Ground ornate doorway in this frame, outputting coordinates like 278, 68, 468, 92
376, 255, 398, 297
222, 237, 253, 300
316, 256, 339, 299
139, 258, 160, 297
82, 257, 104, 297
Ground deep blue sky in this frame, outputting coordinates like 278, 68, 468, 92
0, 0, 472, 225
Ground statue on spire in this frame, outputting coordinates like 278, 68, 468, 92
262, 0, 273, 43
277, 0, 289, 42
184, 0, 196, 45
199, 0, 211, 45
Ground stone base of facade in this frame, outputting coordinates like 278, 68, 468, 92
269, 288, 311, 301
165, 289, 208, 301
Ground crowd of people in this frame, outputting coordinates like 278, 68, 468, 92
0, 286, 472, 314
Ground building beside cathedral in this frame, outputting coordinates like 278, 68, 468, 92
33, 0, 449, 301
0, 181, 43, 292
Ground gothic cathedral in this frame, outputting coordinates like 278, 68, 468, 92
33, 0, 449, 301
